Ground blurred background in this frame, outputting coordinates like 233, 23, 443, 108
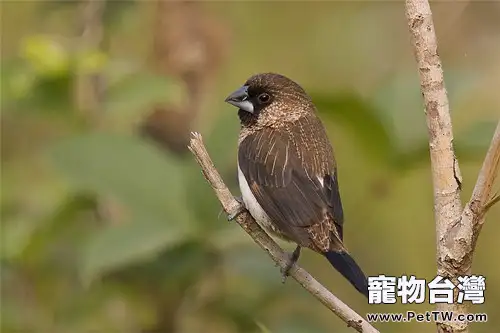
1, 1, 499, 333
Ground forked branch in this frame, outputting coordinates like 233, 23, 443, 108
405, 0, 500, 332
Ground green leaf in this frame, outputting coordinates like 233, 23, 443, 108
1, 58, 74, 114
80, 214, 190, 284
21, 35, 70, 77
49, 132, 189, 223
25, 75, 74, 114
311, 92, 394, 163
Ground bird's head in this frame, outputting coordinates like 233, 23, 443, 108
225, 73, 314, 127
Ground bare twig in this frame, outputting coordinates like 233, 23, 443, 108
469, 121, 500, 246
405, 1, 499, 333
483, 192, 500, 214
188, 132, 378, 333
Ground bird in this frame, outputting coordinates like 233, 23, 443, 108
224, 73, 369, 298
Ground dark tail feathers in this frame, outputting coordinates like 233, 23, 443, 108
324, 251, 368, 298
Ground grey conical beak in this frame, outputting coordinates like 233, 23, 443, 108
224, 85, 254, 113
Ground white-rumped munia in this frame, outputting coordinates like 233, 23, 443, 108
224, 73, 368, 297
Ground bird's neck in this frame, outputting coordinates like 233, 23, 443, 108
238, 109, 258, 128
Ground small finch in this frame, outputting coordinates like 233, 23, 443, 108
225, 73, 368, 297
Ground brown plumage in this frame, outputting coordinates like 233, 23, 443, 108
225, 73, 368, 297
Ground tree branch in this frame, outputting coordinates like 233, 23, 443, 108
470, 121, 500, 247
405, 1, 500, 333
188, 132, 379, 333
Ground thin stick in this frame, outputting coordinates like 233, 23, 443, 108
469, 121, 500, 246
188, 132, 379, 333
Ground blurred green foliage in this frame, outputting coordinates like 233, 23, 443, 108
1, 1, 499, 333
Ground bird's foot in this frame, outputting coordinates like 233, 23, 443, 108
227, 196, 246, 221
280, 246, 301, 283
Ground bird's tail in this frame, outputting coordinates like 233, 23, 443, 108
324, 251, 368, 298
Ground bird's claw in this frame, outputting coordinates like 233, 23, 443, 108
227, 196, 246, 221
280, 246, 301, 284
280, 259, 294, 283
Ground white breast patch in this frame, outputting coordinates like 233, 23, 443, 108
237, 164, 275, 232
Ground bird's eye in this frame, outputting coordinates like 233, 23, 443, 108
258, 93, 270, 103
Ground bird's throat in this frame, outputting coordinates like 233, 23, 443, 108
238, 109, 258, 127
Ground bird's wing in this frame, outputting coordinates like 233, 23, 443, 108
238, 114, 345, 251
